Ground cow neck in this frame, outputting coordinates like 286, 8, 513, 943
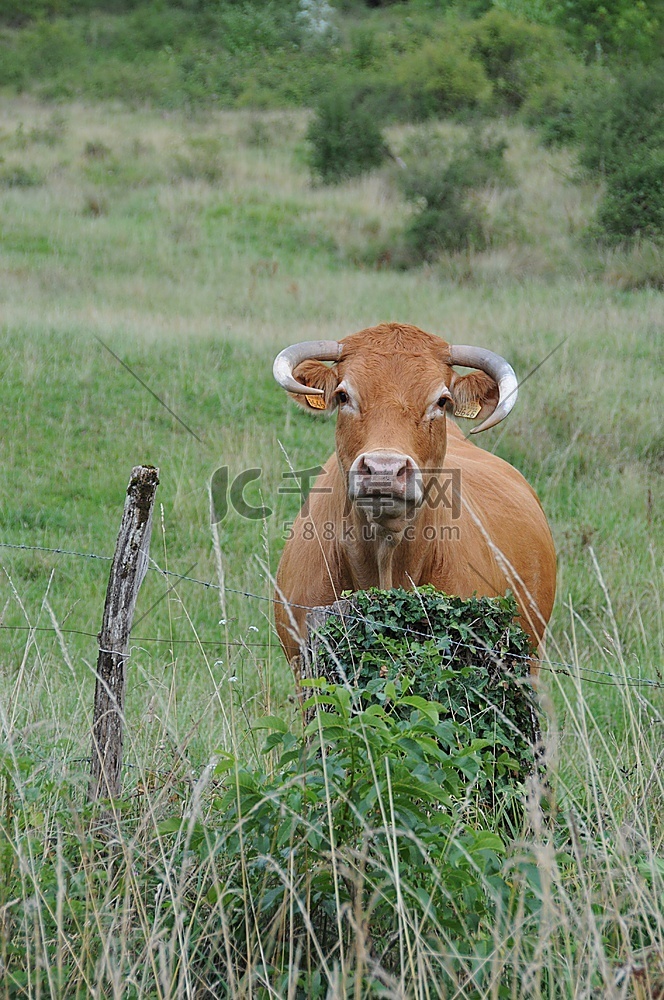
341, 508, 402, 591
376, 534, 397, 589
340, 504, 427, 591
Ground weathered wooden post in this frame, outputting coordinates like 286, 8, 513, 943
89, 465, 160, 805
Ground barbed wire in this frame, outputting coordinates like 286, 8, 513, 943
0, 542, 113, 562
1, 618, 661, 691
0, 624, 271, 648
2, 540, 663, 692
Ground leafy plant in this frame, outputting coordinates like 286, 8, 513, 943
552, 0, 661, 60
309, 587, 539, 792
575, 65, 664, 178
0, 163, 43, 187
575, 65, 664, 243
466, 8, 563, 110
306, 87, 389, 183
597, 155, 664, 243
155, 670, 540, 996
394, 130, 513, 262
393, 35, 492, 119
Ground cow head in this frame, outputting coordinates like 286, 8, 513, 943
273, 323, 517, 534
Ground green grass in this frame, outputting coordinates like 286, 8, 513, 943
0, 96, 662, 997
0, 95, 662, 739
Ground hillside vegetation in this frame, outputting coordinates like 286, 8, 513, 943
0, 1, 663, 995
2, 0, 663, 257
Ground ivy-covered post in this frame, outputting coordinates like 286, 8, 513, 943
89, 465, 159, 807
303, 588, 541, 785
302, 598, 353, 724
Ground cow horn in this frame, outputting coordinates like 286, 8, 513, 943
273, 340, 342, 395
448, 345, 518, 434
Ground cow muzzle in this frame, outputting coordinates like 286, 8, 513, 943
348, 451, 423, 522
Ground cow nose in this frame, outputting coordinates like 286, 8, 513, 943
359, 453, 411, 480
349, 451, 422, 505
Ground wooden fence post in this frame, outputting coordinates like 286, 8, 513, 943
89, 465, 160, 804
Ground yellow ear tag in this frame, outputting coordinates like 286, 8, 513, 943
454, 401, 482, 419
305, 394, 327, 409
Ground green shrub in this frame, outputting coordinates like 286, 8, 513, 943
553, 0, 660, 60
215, 1, 299, 56
395, 130, 513, 263
0, 0, 144, 25
466, 8, 563, 111
196, 687, 519, 994
310, 588, 539, 788
0, 3, 304, 107
522, 78, 581, 146
306, 88, 389, 183
0, 589, 541, 995
0, 694, 539, 998
576, 65, 664, 178
598, 156, 664, 243
393, 36, 492, 119
348, 23, 383, 69
404, 198, 484, 258
446, 131, 513, 188
149, 590, 541, 993
0, 19, 84, 87
310, 68, 411, 125
0, 163, 43, 187
575, 66, 664, 243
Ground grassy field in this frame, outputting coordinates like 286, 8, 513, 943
1, 97, 663, 996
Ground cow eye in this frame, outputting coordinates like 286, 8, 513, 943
336, 390, 349, 405
437, 395, 450, 409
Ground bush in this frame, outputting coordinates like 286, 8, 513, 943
195, 687, 520, 993
394, 130, 513, 263
598, 156, 664, 243
310, 587, 539, 789
0, 163, 43, 187
0, 687, 537, 998
0, 3, 304, 107
575, 66, 664, 243
0, 591, 542, 997
553, 0, 660, 60
522, 78, 581, 146
393, 36, 492, 119
306, 88, 389, 183
0, 19, 85, 87
465, 8, 563, 111
576, 65, 664, 178
151, 589, 541, 993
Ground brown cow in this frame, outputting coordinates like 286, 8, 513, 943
272, 323, 556, 663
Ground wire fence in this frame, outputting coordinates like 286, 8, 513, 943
1, 540, 663, 693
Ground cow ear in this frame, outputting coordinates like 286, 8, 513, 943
449, 370, 499, 422
289, 360, 339, 413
